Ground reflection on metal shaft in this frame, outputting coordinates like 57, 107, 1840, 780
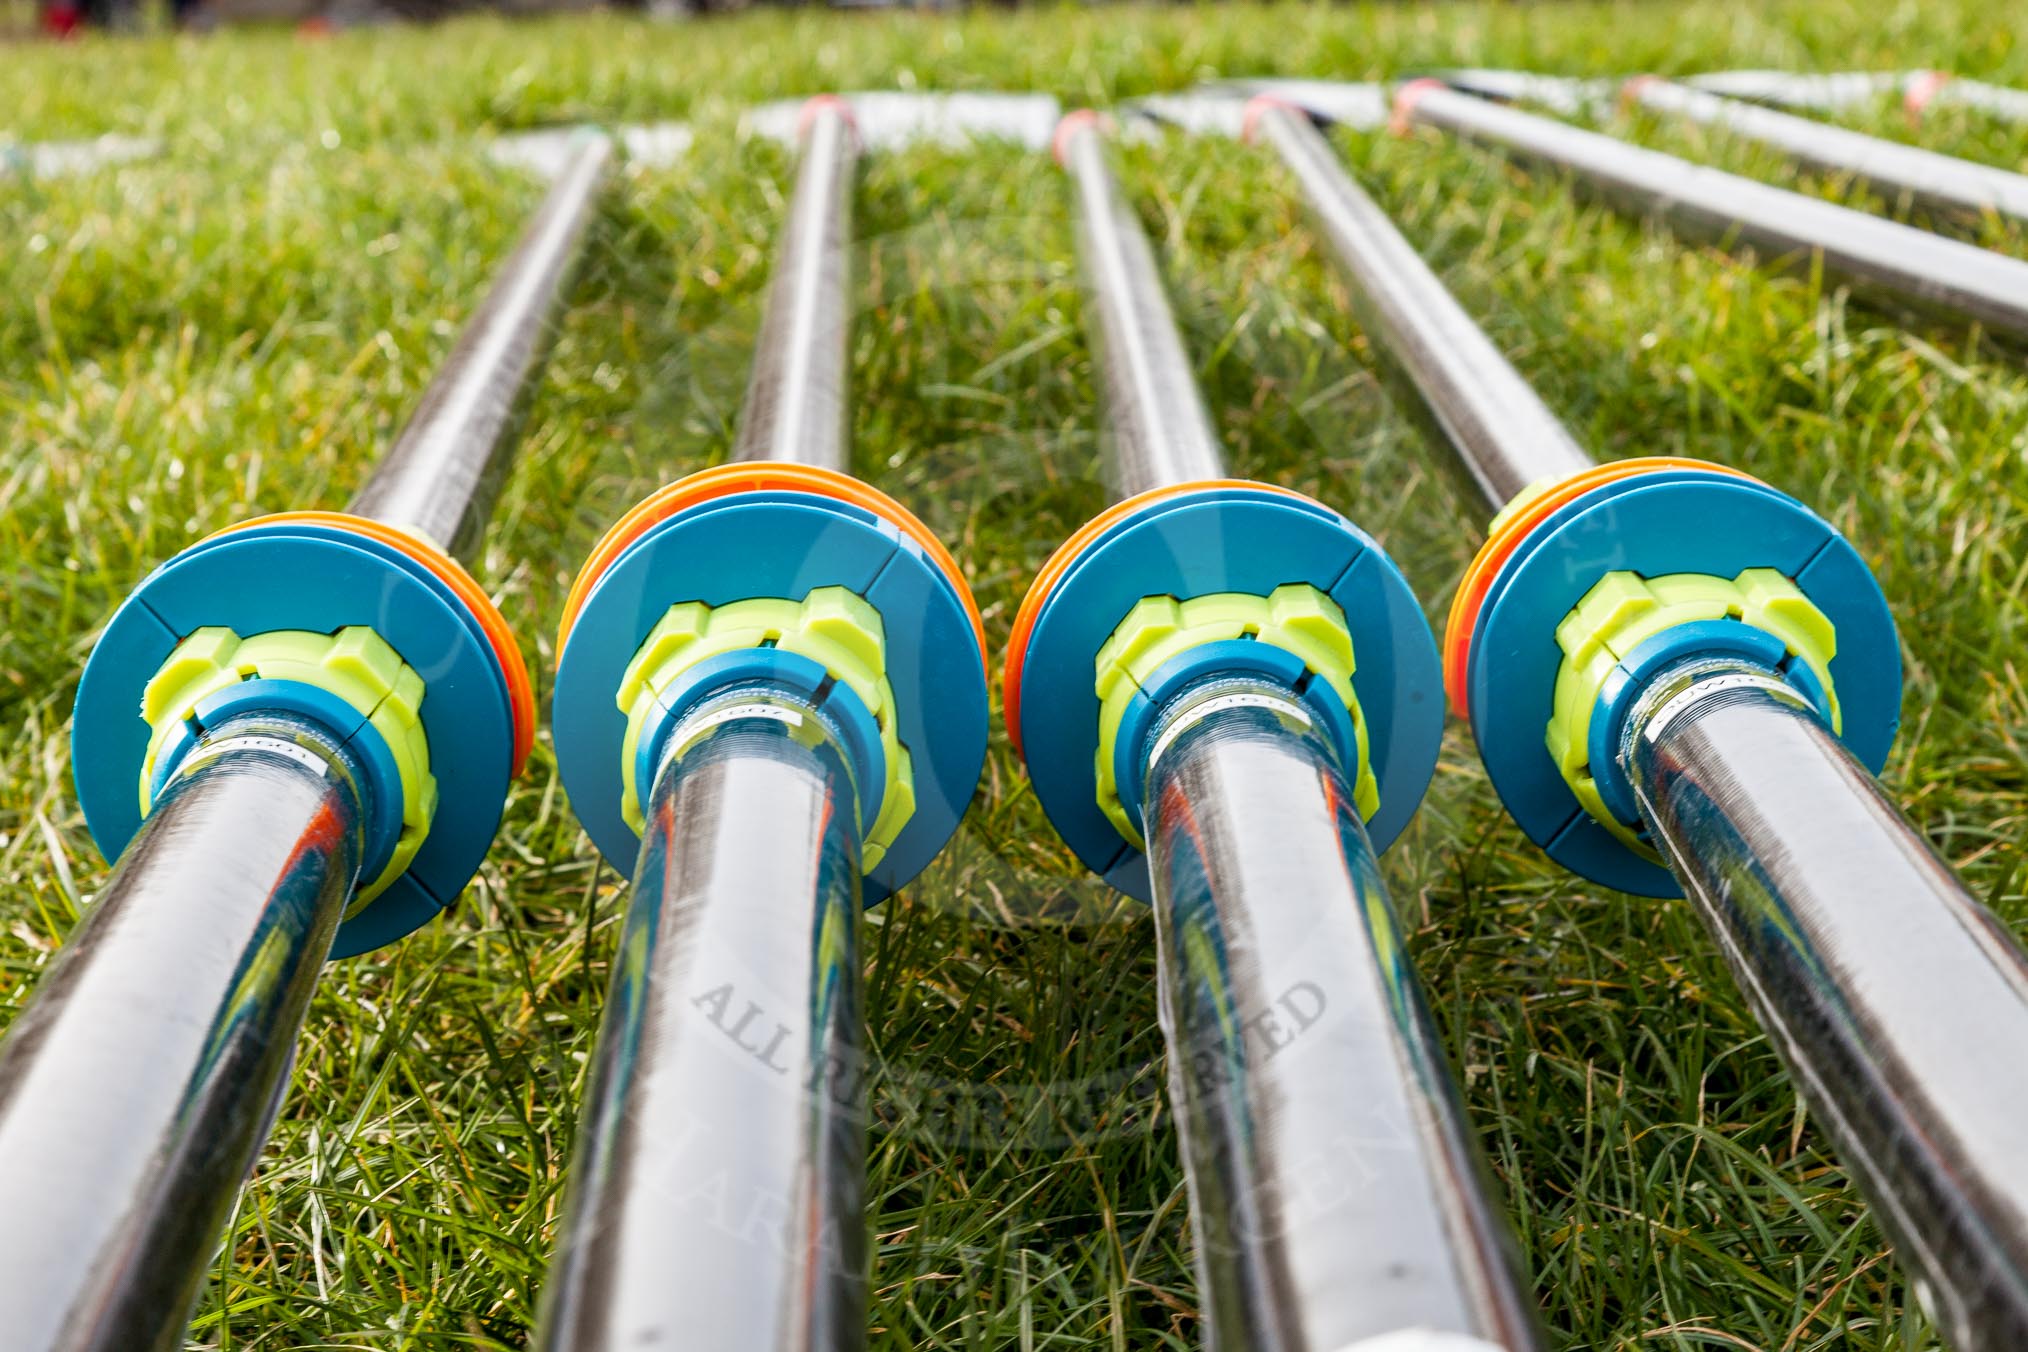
540, 108, 877, 1351
1255, 104, 1591, 507
1253, 81, 2028, 1344
1144, 678, 1537, 1351
1061, 117, 1227, 495
1628, 78, 2028, 225
1626, 661, 2028, 1349
349, 132, 614, 563
536, 696, 866, 1352
1401, 84, 2028, 341
1059, 117, 1536, 1346
9, 140, 601, 1348
0, 713, 362, 1352
733, 104, 858, 473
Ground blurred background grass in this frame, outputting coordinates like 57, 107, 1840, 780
2, 1, 2025, 1347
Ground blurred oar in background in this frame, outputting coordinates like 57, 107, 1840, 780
1384, 76, 2028, 340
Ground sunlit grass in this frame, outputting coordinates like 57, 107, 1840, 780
2, 2, 2025, 1347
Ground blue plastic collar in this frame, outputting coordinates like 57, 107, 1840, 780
1013, 485, 1443, 902
1108, 638, 1360, 843
148, 677, 406, 890
1584, 619, 1835, 834
71, 520, 516, 958
553, 487, 988, 906
629, 647, 887, 844
1466, 469, 1900, 897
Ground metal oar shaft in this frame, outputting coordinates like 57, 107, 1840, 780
2, 138, 611, 1352
0, 713, 365, 1352
733, 102, 857, 471
1398, 84, 2028, 341
1625, 663, 2028, 1346
1060, 116, 1225, 491
1266, 103, 2028, 1347
1627, 77, 2028, 224
537, 102, 870, 1352
1254, 104, 1590, 503
1683, 70, 1907, 112
1921, 77, 2028, 124
1060, 115, 1535, 1350
349, 131, 614, 563
536, 708, 865, 1351
1146, 684, 1539, 1349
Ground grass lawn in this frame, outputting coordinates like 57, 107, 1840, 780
4, 0, 2028, 1346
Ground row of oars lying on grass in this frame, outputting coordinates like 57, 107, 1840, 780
9, 71, 2028, 1352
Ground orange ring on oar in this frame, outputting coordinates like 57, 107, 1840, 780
1001, 478, 1311, 760
1440, 457, 1759, 722
209, 511, 537, 776
557, 463, 986, 676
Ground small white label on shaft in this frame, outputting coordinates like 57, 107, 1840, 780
178, 735, 333, 781
1148, 692, 1310, 772
1643, 672, 1800, 744
688, 703, 803, 735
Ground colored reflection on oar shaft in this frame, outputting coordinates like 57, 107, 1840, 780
537, 695, 866, 1352
1627, 659, 2028, 1347
0, 712, 364, 1352
1143, 676, 1536, 1352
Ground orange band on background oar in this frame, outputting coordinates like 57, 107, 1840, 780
1904, 70, 1953, 121
210, 511, 537, 776
1388, 77, 1450, 137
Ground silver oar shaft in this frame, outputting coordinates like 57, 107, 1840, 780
349, 131, 614, 562
1061, 115, 1226, 492
1145, 683, 1539, 1350
1626, 76, 2028, 226
1398, 82, 2028, 340
1061, 113, 1538, 1352
732, 102, 858, 471
1255, 103, 1590, 503
1626, 662, 2028, 1346
535, 100, 870, 1352
0, 713, 364, 1352
534, 704, 866, 1351
0, 134, 616, 1352
1261, 100, 2028, 1348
